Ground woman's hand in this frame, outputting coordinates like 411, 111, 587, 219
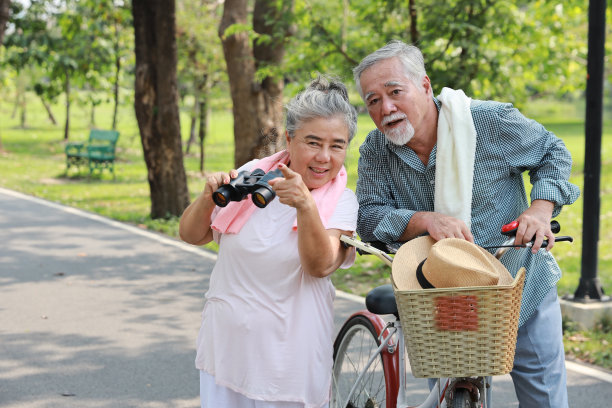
268, 164, 315, 211
202, 170, 239, 204
179, 169, 238, 246
269, 163, 348, 278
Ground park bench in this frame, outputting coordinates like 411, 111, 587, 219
65, 129, 120, 177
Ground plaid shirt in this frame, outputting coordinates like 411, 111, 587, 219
356, 97, 580, 326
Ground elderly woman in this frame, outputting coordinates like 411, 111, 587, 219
179, 76, 359, 408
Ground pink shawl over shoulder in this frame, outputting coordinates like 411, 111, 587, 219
211, 150, 348, 234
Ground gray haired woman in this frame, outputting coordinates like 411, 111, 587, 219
179, 76, 359, 408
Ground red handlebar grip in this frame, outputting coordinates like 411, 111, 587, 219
501, 220, 519, 234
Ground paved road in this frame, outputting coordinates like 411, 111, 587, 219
1, 187, 610, 408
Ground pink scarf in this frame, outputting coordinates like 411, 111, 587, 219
211, 150, 348, 234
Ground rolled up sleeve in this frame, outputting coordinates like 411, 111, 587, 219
498, 104, 580, 216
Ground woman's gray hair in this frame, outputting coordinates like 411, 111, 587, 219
353, 40, 427, 98
285, 76, 358, 142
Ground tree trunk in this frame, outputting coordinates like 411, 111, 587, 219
40, 96, 57, 125
19, 91, 26, 129
219, 0, 292, 168
185, 97, 198, 155
0, 0, 9, 45
0, 0, 9, 151
132, 0, 190, 219
11, 86, 18, 119
198, 83, 208, 174
409, 0, 419, 44
112, 17, 121, 131
90, 103, 96, 127
64, 69, 70, 140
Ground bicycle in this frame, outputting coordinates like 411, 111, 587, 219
331, 221, 573, 408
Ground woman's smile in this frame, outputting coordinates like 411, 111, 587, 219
286, 116, 349, 190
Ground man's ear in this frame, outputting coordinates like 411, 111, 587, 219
422, 75, 432, 95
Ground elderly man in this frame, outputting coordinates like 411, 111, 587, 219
353, 40, 580, 407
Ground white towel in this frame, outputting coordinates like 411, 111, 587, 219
434, 87, 477, 229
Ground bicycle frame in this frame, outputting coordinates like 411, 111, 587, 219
337, 310, 400, 408
336, 221, 569, 408
338, 309, 456, 408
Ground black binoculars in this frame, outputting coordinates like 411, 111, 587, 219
212, 168, 283, 208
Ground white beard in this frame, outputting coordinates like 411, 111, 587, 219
382, 113, 415, 146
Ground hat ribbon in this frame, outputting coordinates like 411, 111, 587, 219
416, 259, 435, 289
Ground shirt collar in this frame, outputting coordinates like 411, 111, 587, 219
433, 95, 441, 112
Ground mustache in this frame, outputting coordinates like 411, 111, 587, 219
381, 112, 407, 126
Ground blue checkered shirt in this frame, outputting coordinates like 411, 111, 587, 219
356, 97, 580, 326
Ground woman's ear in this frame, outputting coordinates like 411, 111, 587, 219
285, 130, 291, 145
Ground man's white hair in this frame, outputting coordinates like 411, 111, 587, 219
353, 40, 427, 99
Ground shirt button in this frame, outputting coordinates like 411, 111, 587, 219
429, 180, 435, 185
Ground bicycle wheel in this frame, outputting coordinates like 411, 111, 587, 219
450, 388, 474, 408
331, 314, 388, 408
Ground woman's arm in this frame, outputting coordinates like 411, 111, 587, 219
179, 171, 236, 246
269, 163, 352, 278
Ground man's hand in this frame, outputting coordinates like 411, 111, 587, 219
515, 199, 555, 253
425, 213, 474, 242
405, 212, 474, 243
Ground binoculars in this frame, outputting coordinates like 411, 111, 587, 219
212, 168, 283, 208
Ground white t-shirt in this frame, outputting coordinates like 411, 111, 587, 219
195, 170, 358, 408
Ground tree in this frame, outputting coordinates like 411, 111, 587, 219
219, 0, 294, 168
52, 0, 119, 140
0, 0, 10, 151
132, 0, 190, 219
176, 0, 226, 173
0, 0, 9, 44
288, 0, 588, 106
77, 0, 132, 130
3, 0, 119, 139
3, 1, 60, 129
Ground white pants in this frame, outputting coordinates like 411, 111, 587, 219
200, 370, 329, 408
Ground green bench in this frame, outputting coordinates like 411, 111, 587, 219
65, 129, 120, 176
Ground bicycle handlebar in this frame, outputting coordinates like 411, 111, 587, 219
488, 220, 573, 258
342, 220, 573, 262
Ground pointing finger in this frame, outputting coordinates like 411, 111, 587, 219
277, 163, 297, 178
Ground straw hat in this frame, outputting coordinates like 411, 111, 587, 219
392, 237, 514, 290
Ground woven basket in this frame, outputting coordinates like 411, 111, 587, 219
392, 267, 525, 378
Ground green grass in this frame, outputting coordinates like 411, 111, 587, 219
564, 315, 612, 371
1, 92, 611, 295
1, 90, 612, 368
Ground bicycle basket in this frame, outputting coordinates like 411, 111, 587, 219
392, 267, 525, 378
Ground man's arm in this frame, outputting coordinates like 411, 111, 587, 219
498, 104, 580, 252
356, 131, 413, 244
500, 105, 580, 216
356, 130, 474, 245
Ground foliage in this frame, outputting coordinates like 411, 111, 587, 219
2, 0, 133, 130
176, 0, 226, 101
287, 0, 589, 106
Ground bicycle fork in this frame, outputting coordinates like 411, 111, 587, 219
394, 320, 447, 408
